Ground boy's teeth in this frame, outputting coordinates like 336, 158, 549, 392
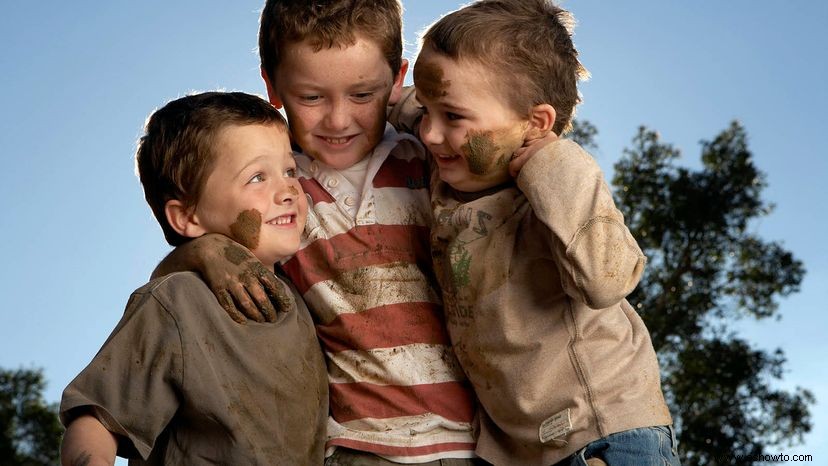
325, 137, 349, 144
269, 215, 293, 225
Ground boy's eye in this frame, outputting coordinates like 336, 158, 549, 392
446, 112, 463, 121
248, 173, 265, 184
352, 92, 374, 102
300, 95, 321, 103
284, 168, 297, 178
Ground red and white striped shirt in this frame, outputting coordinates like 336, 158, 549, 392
281, 125, 476, 462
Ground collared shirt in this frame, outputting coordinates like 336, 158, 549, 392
281, 124, 477, 463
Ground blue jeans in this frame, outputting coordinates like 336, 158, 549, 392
554, 425, 681, 466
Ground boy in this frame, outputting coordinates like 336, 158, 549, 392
404, 0, 681, 464
154, 0, 479, 463
59, 92, 328, 465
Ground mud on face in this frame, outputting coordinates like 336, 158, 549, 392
461, 129, 509, 175
413, 59, 450, 100
229, 209, 261, 250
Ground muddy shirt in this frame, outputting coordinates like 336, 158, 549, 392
60, 272, 328, 465
431, 140, 673, 466
281, 124, 477, 462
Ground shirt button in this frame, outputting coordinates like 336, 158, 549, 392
344, 196, 356, 206
310, 161, 318, 173
326, 178, 339, 188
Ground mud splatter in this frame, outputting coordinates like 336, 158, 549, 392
288, 185, 299, 196
229, 209, 261, 250
461, 129, 503, 175
223, 243, 249, 266
414, 60, 449, 100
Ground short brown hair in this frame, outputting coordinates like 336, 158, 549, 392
258, 0, 403, 88
419, 0, 588, 135
135, 91, 287, 246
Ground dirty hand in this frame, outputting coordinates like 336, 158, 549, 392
509, 131, 559, 178
207, 238, 293, 324
155, 233, 290, 323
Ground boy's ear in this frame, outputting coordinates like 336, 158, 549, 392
261, 67, 283, 109
388, 59, 409, 106
525, 103, 557, 140
165, 199, 207, 239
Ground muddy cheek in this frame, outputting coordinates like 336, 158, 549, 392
288, 185, 299, 196
461, 130, 502, 175
229, 209, 262, 250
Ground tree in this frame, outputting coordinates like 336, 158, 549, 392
602, 120, 813, 465
0, 367, 63, 466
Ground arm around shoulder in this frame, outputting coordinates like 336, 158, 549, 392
61, 414, 117, 466
386, 85, 423, 137
152, 233, 286, 323
517, 139, 646, 308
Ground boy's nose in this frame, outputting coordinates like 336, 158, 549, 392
325, 99, 351, 131
419, 114, 443, 146
274, 180, 299, 205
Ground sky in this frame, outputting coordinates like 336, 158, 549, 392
1, 0, 826, 462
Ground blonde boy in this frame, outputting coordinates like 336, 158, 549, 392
59, 92, 328, 465
400, 0, 681, 464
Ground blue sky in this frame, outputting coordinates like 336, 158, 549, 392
1, 0, 826, 461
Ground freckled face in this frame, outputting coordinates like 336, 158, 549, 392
194, 123, 308, 265
273, 36, 403, 170
414, 50, 528, 192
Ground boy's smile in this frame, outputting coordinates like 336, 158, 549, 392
270, 36, 406, 170
414, 50, 529, 193
193, 123, 307, 265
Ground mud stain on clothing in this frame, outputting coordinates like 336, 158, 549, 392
230, 209, 261, 250
414, 60, 450, 100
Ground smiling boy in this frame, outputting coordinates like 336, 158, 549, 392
154, 1, 479, 463
405, 0, 680, 464
59, 92, 328, 465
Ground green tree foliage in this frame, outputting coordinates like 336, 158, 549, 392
602, 121, 813, 465
0, 367, 63, 466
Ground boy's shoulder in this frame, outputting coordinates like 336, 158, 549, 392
133, 271, 209, 301
387, 86, 422, 137
127, 272, 216, 322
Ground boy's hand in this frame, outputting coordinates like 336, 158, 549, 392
207, 240, 292, 324
153, 234, 290, 323
509, 131, 559, 178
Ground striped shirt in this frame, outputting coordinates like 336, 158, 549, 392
281, 125, 476, 463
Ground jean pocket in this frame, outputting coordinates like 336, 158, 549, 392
653, 425, 680, 465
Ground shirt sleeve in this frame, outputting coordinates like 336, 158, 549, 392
60, 290, 184, 460
516, 138, 646, 309
387, 85, 423, 137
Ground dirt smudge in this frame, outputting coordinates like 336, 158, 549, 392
230, 209, 261, 250
223, 243, 249, 266
461, 129, 504, 175
414, 59, 450, 100
288, 185, 299, 196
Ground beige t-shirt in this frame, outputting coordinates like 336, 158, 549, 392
60, 272, 328, 465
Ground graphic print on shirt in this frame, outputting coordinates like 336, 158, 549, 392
433, 202, 497, 329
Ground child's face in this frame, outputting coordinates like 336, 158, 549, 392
194, 123, 307, 265
415, 50, 529, 193
270, 36, 406, 170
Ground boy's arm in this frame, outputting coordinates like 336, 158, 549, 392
515, 138, 646, 309
152, 233, 290, 323
387, 85, 423, 137
61, 414, 118, 466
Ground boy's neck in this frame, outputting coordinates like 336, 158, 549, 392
450, 181, 515, 203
